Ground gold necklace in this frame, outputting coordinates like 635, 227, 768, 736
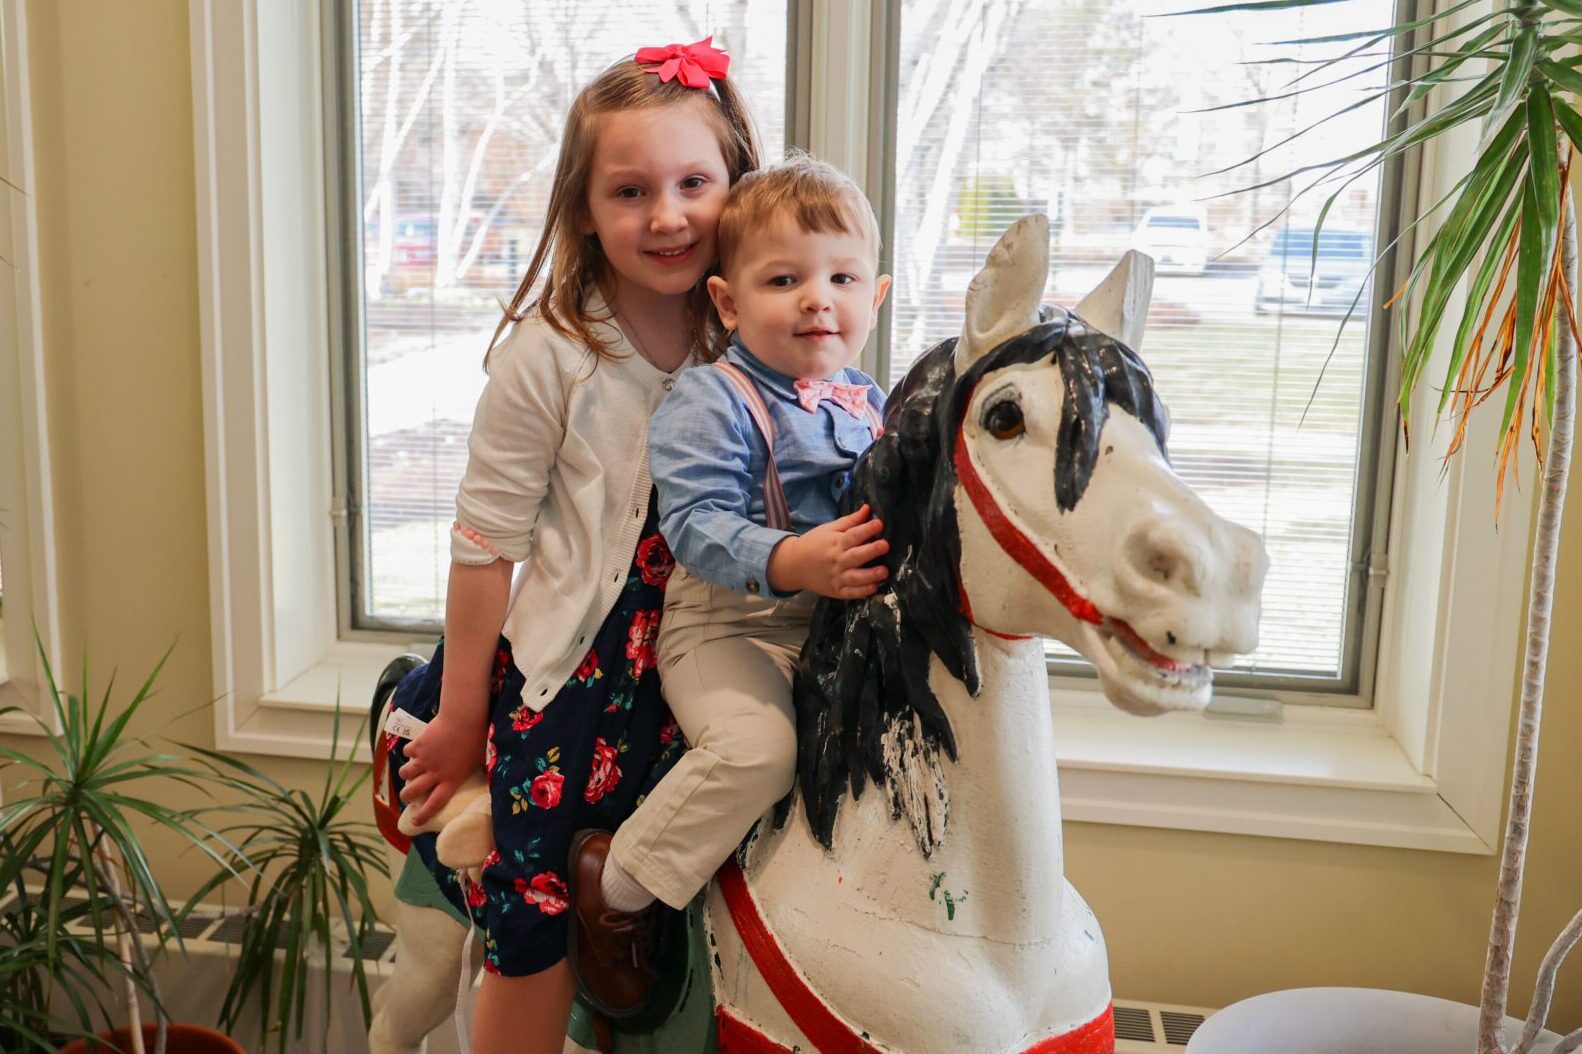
614, 307, 691, 372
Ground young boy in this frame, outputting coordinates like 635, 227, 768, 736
568, 155, 893, 1014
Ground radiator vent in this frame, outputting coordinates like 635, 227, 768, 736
1161, 1010, 1205, 1044
1113, 1000, 1214, 1051
0, 889, 401, 966
1115, 1004, 1157, 1042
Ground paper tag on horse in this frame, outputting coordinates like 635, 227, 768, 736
386, 710, 428, 740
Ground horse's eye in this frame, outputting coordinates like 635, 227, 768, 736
983, 398, 1025, 440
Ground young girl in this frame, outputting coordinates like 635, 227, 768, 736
385, 39, 759, 1054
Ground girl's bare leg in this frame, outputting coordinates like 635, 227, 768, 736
471, 959, 579, 1054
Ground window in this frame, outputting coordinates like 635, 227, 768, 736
340, 0, 1399, 699
342, 1, 791, 633
884, 0, 1398, 698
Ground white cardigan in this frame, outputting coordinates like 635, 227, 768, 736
451, 306, 686, 711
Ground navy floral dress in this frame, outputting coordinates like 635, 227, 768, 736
385, 498, 684, 977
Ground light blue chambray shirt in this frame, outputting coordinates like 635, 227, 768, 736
648, 339, 886, 597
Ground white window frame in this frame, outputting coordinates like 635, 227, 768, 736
0, 0, 63, 731
191, 0, 1525, 855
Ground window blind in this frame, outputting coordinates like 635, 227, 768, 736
353, 0, 788, 627
889, 0, 1395, 682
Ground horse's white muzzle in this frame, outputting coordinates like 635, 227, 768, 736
1079, 481, 1268, 716
1112, 508, 1268, 661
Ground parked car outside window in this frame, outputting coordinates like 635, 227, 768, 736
1130, 204, 1210, 276
1255, 226, 1373, 316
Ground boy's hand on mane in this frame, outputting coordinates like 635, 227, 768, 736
766, 504, 889, 600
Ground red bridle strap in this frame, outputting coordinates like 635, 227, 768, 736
957, 574, 1034, 641
952, 426, 1103, 627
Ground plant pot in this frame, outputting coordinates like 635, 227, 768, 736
1185, 988, 1564, 1054
59, 1023, 245, 1054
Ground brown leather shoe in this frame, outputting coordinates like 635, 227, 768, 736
567, 829, 659, 1019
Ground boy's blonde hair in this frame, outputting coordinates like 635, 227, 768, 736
715, 154, 881, 278
489, 57, 761, 365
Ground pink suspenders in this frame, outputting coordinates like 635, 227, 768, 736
710, 361, 882, 535
712, 361, 793, 531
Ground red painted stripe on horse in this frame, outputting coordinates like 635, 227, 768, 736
718, 859, 1115, 1054
717, 1006, 813, 1054
717, 859, 879, 1053
718, 996, 1115, 1053
1025, 1005, 1115, 1054
372, 730, 412, 855
953, 425, 1103, 626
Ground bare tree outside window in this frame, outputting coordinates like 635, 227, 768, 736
352, 1, 787, 628
890, 0, 1394, 685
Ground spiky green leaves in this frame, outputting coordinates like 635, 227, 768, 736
0, 639, 239, 1049
182, 708, 386, 1054
1173, 0, 1582, 510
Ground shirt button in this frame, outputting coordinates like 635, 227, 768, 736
662, 378, 676, 391
745, 579, 760, 595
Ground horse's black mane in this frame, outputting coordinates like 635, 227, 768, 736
786, 306, 1168, 852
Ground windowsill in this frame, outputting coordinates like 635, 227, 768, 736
1052, 690, 1433, 793
0, 613, 40, 735
1049, 681, 1492, 856
218, 639, 432, 761
259, 640, 425, 714
0, 683, 43, 736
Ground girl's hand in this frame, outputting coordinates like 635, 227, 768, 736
767, 504, 890, 599
398, 710, 489, 827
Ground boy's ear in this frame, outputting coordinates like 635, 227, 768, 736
707, 275, 739, 331
870, 274, 893, 327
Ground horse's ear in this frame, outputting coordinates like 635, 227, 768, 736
1074, 250, 1155, 352
956, 214, 1050, 372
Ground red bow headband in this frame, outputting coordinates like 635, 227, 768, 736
635, 36, 730, 90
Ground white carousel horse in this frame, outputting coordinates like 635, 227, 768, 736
368, 214, 1268, 1054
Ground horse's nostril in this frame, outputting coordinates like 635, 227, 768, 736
1124, 522, 1206, 596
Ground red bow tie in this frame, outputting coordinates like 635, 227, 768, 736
793, 378, 870, 417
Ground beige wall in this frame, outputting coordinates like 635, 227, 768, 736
10, 0, 1580, 1033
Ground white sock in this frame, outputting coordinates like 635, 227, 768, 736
600, 850, 657, 913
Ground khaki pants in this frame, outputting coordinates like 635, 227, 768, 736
610, 564, 816, 909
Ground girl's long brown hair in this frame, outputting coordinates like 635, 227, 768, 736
486, 57, 761, 367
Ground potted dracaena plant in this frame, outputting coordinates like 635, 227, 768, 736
0, 642, 244, 1054
0, 843, 126, 1052
1173, 0, 1582, 1051
180, 708, 388, 1054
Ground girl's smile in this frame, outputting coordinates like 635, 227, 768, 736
645, 242, 700, 265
